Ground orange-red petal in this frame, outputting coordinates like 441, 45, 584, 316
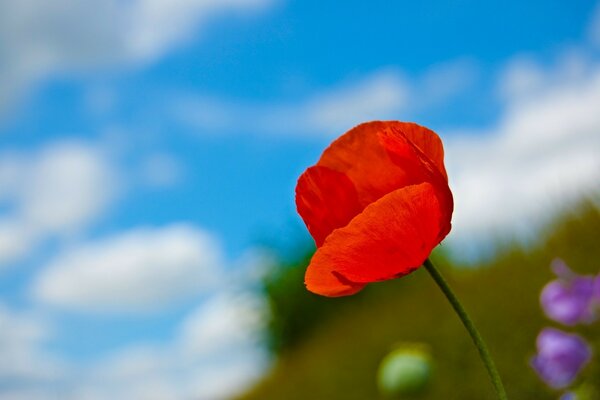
388, 122, 448, 181
316, 121, 446, 208
378, 125, 454, 241
305, 182, 447, 296
295, 166, 362, 246
302, 266, 366, 297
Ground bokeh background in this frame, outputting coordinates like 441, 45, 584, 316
1, 1, 600, 399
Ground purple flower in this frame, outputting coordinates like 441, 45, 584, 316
531, 328, 592, 389
594, 274, 600, 304
540, 259, 597, 326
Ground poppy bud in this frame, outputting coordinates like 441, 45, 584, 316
377, 343, 432, 397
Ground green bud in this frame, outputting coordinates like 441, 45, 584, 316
377, 343, 432, 398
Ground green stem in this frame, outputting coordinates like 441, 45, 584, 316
423, 258, 508, 400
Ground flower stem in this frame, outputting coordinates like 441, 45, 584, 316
423, 258, 508, 400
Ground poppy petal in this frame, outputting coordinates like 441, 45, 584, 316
378, 124, 446, 183
388, 122, 448, 181
317, 121, 440, 208
305, 182, 447, 296
296, 166, 362, 247
378, 127, 454, 241
303, 265, 366, 297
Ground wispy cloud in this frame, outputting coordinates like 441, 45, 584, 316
138, 153, 185, 189
31, 224, 224, 312
0, 0, 274, 114
79, 291, 268, 400
446, 50, 600, 255
0, 303, 67, 386
172, 59, 479, 137
0, 292, 268, 400
301, 70, 410, 134
588, 2, 600, 46
0, 142, 117, 267
172, 69, 409, 136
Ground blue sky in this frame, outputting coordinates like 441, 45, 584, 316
1, 1, 600, 399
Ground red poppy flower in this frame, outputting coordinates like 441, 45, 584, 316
296, 121, 453, 297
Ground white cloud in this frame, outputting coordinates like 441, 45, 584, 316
417, 58, 479, 107
0, 219, 35, 266
139, 153, 184, 189
0, 303, 67, 384
173, 69, 409, 136
21, 143, 117, 234
32, 224, 224, 312
0, 154, 25, 202
0, 292, 268, 400
0, 0, 274, 113
0, 142, 116, 268
498, 50, 592, 102
55, 290, 268, 400
497, 56, 547, 101
302, 70, 409, 134
445, 52, 600, 254
173, 60, 478, 136
179, 292, 265, 356
67, 291, 267, 400
589, 2, 600, 46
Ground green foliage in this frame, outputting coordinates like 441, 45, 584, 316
262, 251, 363, 353
239, 203, 600, 400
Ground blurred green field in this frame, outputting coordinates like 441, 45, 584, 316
236, 202, 600, 400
